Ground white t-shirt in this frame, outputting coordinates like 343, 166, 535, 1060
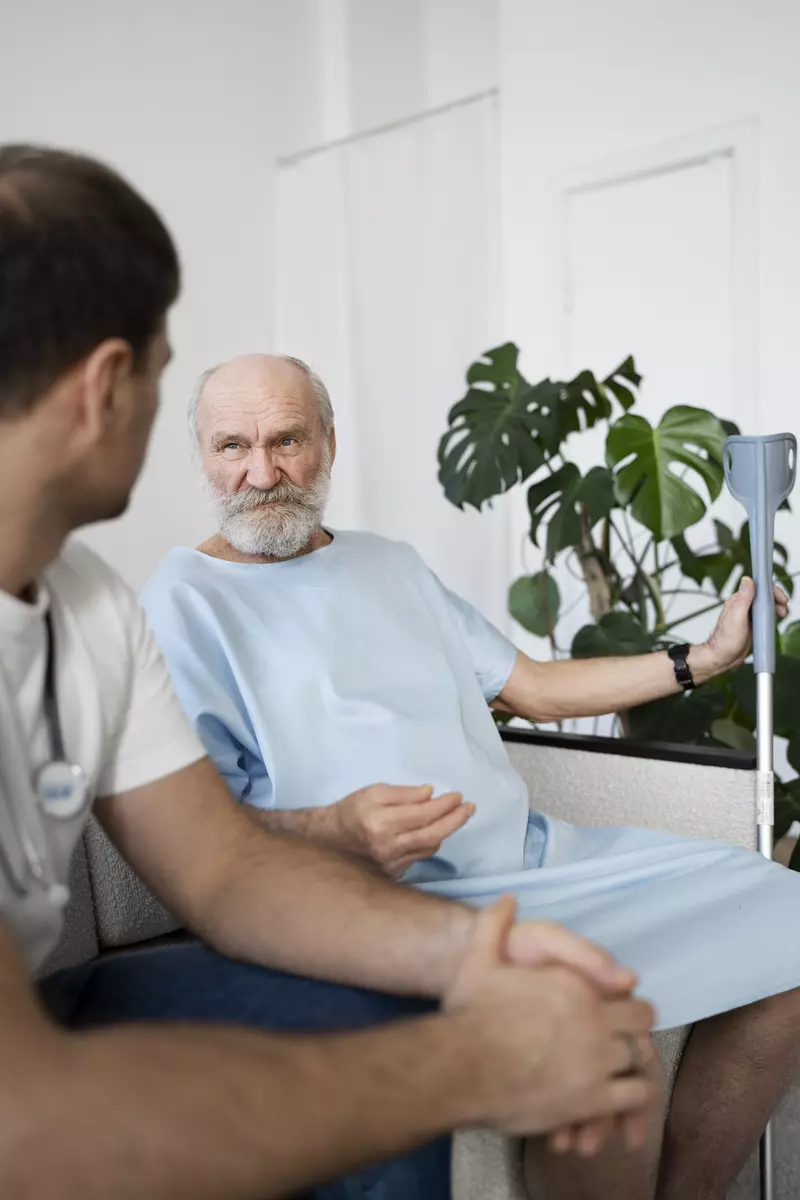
0, 540, 205, 972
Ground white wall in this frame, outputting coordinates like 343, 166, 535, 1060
423, 0, 498, 108
499, 0, 800, 658
279, 0, 506, 627
342, 0, 498, 135
0, 0, 498, 590
0, 0, 319, 588
275, 93, 509, 628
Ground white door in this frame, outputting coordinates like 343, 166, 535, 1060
554, 152, 742, 729
274, 94, 510, 630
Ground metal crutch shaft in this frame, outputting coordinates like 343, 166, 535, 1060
756, 675, 774, 862
725, 432, 797, 1200
757, 672, 775, 1200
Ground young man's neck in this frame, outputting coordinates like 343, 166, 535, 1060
197, 526, 332, 565
0, 492, 68, 600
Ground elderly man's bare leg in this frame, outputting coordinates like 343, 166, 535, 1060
523, 1054, 664, 1200
524, 986, 800, 1200
656, 986, 800, 1200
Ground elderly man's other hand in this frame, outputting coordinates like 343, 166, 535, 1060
504, 906, 656, 1154
690, 577, 789, 683
332, 783, 475, 877
444, 898, 658, 1140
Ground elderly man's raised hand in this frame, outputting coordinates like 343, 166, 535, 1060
331, 783, 475, 877
692, 577, 789, 681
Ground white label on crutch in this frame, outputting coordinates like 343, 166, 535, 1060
757, 772, 775, 825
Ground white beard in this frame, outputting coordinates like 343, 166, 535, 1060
208, 449, 331, 559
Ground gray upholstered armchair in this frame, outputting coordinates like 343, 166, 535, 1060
44, 730, 794, 1199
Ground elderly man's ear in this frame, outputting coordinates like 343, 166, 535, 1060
328, 427, 337, 463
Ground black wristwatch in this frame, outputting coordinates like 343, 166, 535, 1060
668, 643, 695, 691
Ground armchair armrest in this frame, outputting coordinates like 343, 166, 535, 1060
501, 729, 757, 851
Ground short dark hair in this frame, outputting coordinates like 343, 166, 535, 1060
0, 145, 180, 415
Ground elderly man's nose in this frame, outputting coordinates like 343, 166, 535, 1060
246, 451, 280, 490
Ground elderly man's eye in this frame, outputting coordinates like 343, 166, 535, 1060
222, 442, 241, 451
280, 437, 298, 448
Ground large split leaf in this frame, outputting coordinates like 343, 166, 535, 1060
606, 406, 728, 540
527, 464, 615, 561
437, 344, 546, 510
536, 357, 642, 456
671, 520, 793, 599
508, 572, 561, 637
671, 535, 734, 594
438, 345, 641, 511
670, 534, 708, 586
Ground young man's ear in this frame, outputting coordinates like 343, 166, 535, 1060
75, 338, 134, 444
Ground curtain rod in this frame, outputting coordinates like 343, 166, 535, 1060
277, 87, 498, 168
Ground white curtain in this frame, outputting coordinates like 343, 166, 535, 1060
274, 94, 510, 631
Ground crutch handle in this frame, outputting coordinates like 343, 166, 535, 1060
724, 434, 797, 674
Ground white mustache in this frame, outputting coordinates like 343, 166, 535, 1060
223, 482, 313, 514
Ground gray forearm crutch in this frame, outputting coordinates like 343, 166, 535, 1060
724, 432, 797, 1200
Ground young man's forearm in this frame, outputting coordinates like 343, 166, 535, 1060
194, 820, 476, 997
2, 1015, 475, 1200
497, 645, 717, 723
101, 762, 477, 1000
103, 763, 632, 1005
248, 802, 345, 851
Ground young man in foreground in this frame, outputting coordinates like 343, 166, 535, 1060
0, 145, 655, 1199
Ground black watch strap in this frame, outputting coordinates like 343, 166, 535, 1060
668, 643, 695, 691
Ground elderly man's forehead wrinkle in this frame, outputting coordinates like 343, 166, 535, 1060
202, 393, 315, 443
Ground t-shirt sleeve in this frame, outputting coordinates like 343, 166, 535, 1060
96, 588, 206, 797
140, 574, 267, 805
426, 568, 518, 702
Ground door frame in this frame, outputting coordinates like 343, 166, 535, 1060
558, 118, 759, 432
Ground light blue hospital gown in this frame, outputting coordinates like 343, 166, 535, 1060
141, 531, 800, 1030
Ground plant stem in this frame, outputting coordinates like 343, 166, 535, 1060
608, 516, 639, 571
578, 506, 613, 622
622, 510, 643, 564
635, 534, 653, 574
642, 570, 667, 630
539, 570, 558, 658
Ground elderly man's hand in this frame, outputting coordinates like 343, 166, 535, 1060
504, 910, 657, 1155
690, 577, 789, 683
331, 783, 475, 877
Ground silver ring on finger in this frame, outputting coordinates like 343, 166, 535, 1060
621, 1032, 644, 1075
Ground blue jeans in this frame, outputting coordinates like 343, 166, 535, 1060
38, 942, 452, 1200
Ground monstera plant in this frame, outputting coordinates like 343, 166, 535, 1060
438, 343, 800, 857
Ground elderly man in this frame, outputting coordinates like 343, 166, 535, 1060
144, 351, 800, 1200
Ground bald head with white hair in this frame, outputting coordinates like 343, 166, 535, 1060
192, 354, 336, 563
189, 354, 334, 448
